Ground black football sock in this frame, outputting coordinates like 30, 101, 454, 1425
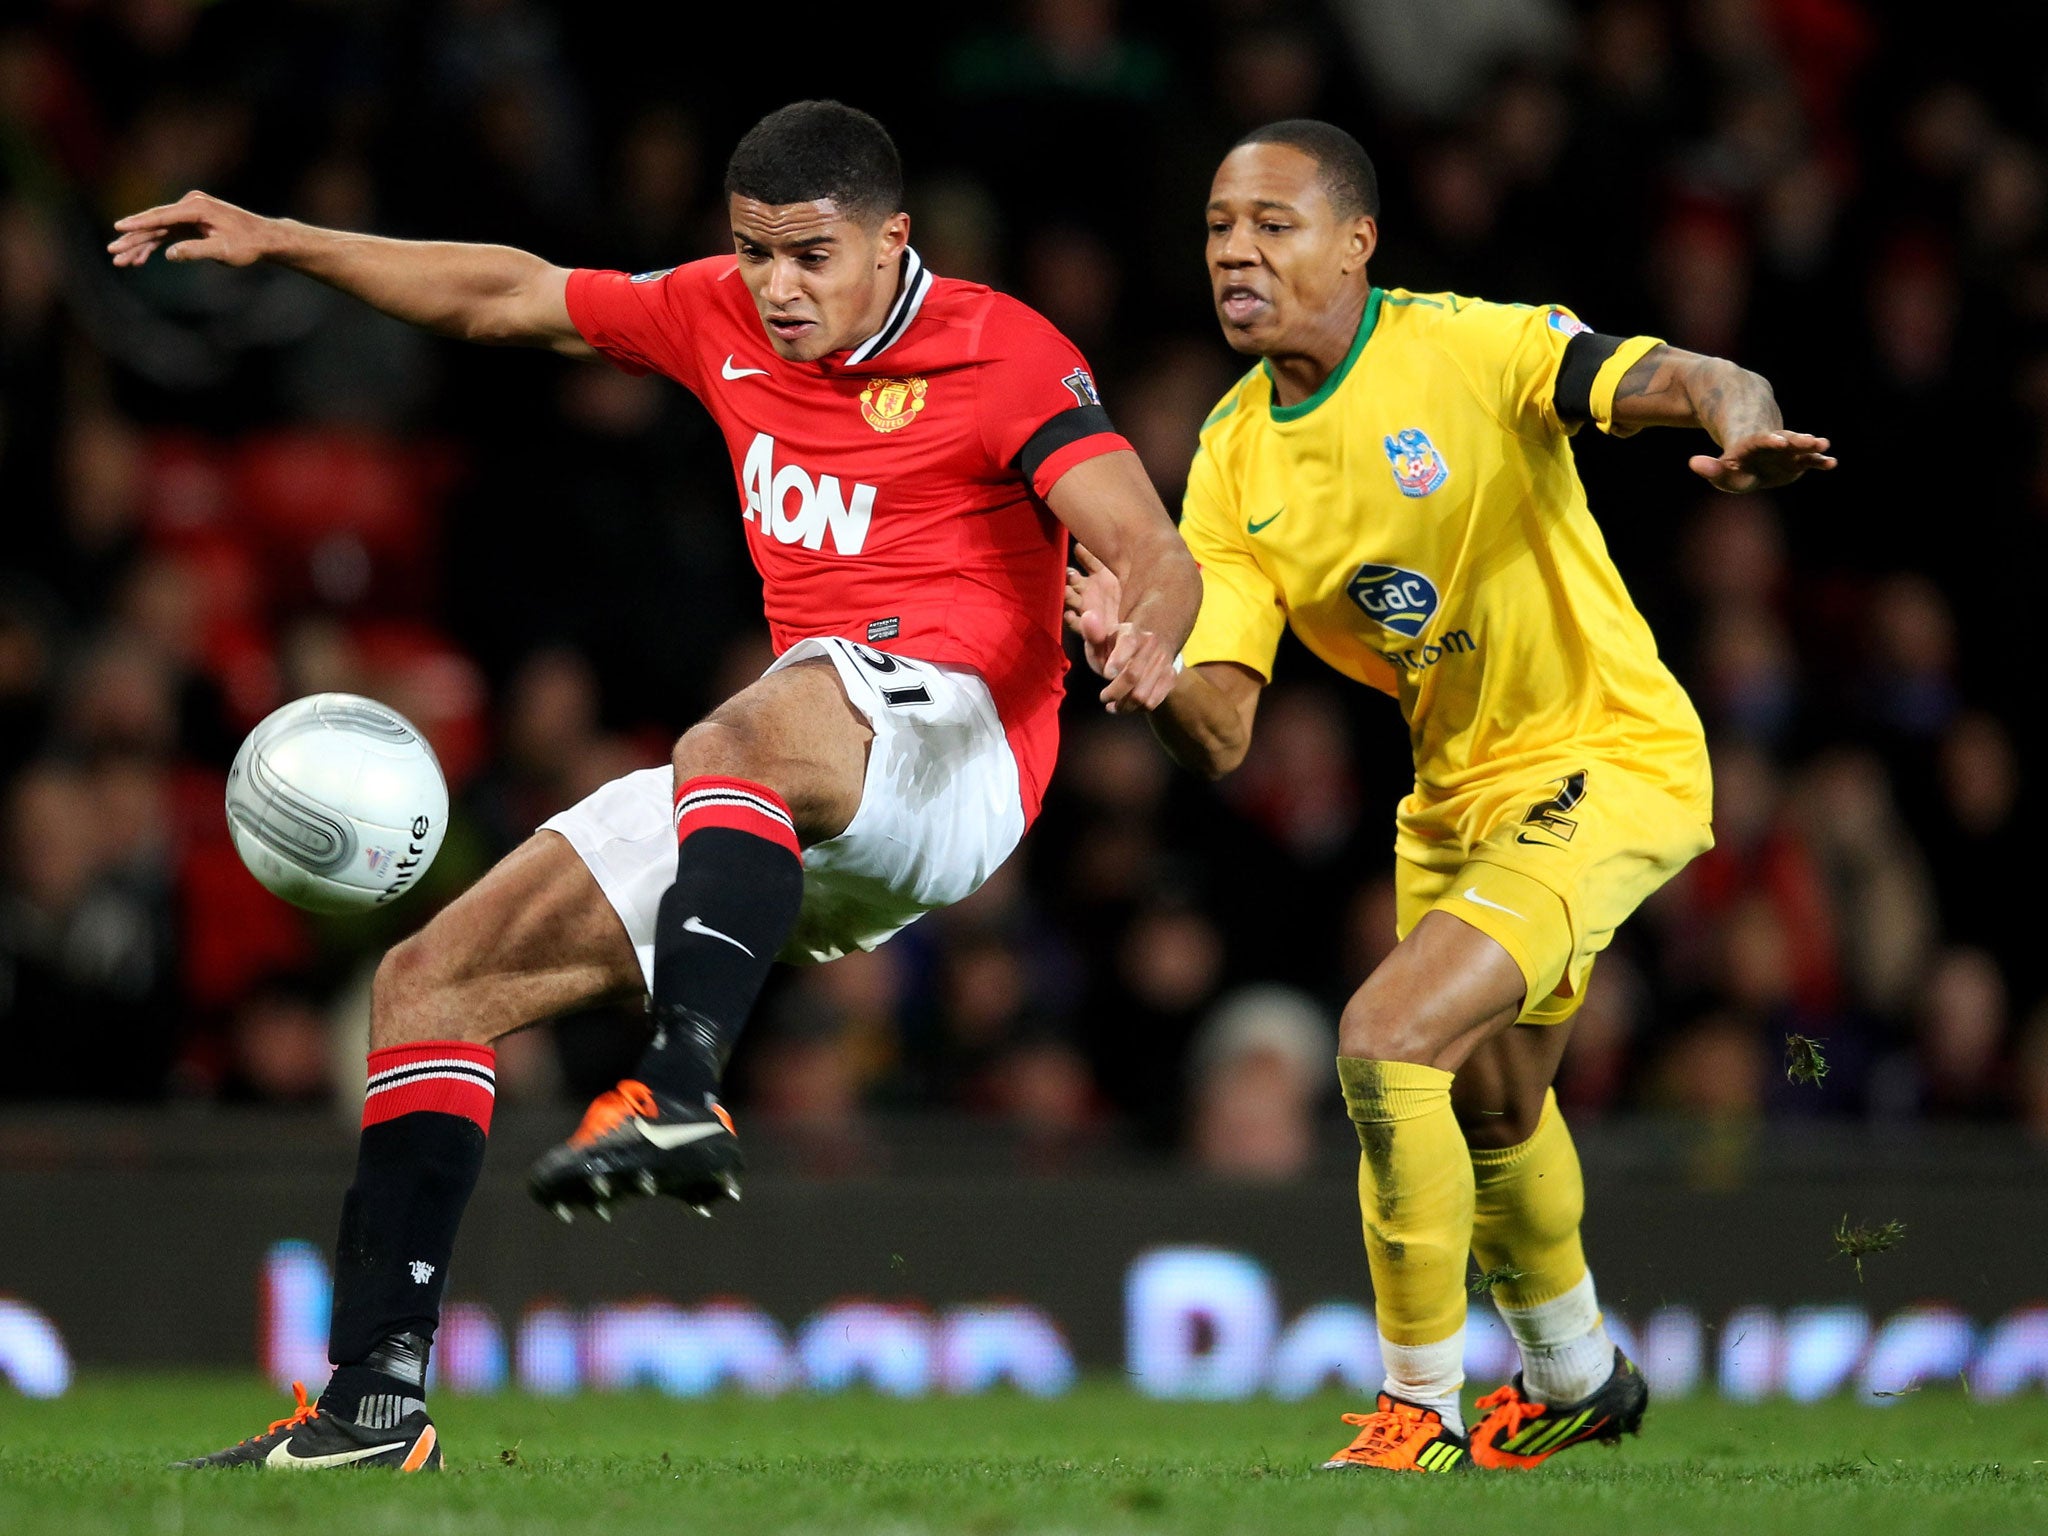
318, 1041, 495, 1419
634, 776, 806, 1106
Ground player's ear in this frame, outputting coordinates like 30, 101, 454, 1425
1344, 215, 1378, 275
875, 210, 910, 267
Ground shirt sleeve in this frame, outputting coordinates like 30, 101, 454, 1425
563, 265, 706, 394
1455, 300, 1661, 438
975, 301, 1133, 499
1177, 442, 1286, 681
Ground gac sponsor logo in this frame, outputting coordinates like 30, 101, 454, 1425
1383, 629, 1478, 673
741, 433, 876, 555
1347, 563, 1439, 636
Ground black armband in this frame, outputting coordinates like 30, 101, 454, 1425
1015, 403, 1119, 483
1555, 332, 1630, 424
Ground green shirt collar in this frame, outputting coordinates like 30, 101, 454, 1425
1264, 286, 1382, 422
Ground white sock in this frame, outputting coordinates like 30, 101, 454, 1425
1497, 1271, 1615, 1405
1379, 1330, 1466, 1435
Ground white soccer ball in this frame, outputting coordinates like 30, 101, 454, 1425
225, 693, 449, 914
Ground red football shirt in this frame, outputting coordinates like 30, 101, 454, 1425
566, 249, 1129, 822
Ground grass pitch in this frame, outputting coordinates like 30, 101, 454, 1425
2, 1376, 2044, 1535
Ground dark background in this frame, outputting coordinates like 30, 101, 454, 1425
5, 0, 2048, 1177
4, 1110, 2041, 1380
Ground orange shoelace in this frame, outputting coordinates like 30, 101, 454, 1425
571, 1080, 660, 1144
1475, 1382, 1546, 1439
245, 1381, 318, 1444
1334, 1401, 1439, 1461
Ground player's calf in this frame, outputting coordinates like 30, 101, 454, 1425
176, 1032, 493, 1472
528, 773, 803, 1218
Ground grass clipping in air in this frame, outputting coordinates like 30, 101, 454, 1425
1469, 1262, 1527, 1295
1833, 1215, 1906, 1281
1785, 1034, 1829, 1086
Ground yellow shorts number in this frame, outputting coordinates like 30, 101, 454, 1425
1393, 764, 1713, 1025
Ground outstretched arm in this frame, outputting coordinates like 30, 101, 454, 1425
1607, 343, 1835, 492
109, 190, 592, 357
1043, 452, 1202, 715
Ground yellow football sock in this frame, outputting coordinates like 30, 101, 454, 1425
1468, 1088, 1588, 1309
1338, 1057, 1473, 1348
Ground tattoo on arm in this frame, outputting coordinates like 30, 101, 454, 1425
1611, 346, 1692, 417
1611, 344, 1781, 445
1611, 354, 1667, 402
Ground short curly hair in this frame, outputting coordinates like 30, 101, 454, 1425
724, 100, 903, 224
1233, 119, 1380, 219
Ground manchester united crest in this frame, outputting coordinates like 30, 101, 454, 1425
859, 376, 928, 433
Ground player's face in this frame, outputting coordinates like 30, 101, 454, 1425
729, 197, 911, 361
1205, 144, 1376, 357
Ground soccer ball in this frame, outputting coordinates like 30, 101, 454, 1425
225, 693, 449, 914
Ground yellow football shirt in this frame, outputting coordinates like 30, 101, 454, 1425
1180, 287, 1711, 820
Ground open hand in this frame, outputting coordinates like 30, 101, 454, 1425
1064, 545, 1176, 714
1064, 545, 1122, 678
1691, 430, 1836, 493
108, 190, 277, 269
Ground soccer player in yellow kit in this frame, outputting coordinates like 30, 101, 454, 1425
1069, 120, 1834, 1473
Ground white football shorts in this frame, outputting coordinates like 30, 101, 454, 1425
541, 635, 1029, 979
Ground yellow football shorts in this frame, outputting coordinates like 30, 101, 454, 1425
1392, 761, 1714, 1025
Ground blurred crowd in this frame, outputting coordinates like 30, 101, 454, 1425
7, 0, 2048, 1169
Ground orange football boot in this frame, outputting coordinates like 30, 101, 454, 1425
1470, 1349, 1647, 1470
528, 1078, 742, 1220
1320, 1393, 1471, 1472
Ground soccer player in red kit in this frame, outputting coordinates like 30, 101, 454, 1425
111, 100, 1199, 1469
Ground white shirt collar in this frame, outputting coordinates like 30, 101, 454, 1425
844, 246, 933, 366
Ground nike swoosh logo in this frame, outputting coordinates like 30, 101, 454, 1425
267, 1438, 407, 1469
1516, 832, 1555, 846
1460, 886, 1525, 920
682, 914, 753, 956
1247, 505, 1286, 533
721, 355, 769, 380
634, 1118, 731, 1150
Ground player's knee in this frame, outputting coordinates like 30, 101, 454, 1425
1338, 996, 1443, 1068
369, 928, 470, 1047
671, 718, 766, 783
371, 933, 432, 1020
1459, 1090, 1548, 1150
